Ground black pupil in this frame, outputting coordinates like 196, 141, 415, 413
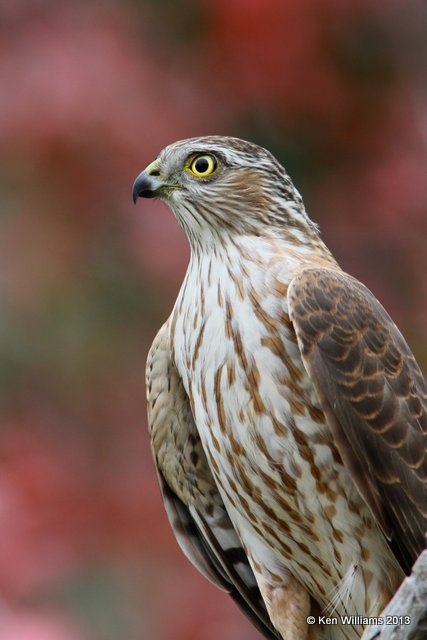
195, 157, 210, 173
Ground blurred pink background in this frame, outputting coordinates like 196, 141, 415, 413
0, 1, 426, 638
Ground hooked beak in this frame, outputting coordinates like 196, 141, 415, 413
132, 160, 163, 203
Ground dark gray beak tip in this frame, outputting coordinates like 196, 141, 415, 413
132, 172, 159, 203
132, 181, 139, 204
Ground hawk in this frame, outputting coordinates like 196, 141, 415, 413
132, 136, 427, 640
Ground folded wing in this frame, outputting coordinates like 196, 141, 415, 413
288, 268, 427, 573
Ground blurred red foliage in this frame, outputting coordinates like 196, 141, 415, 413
0, 0, 426, 638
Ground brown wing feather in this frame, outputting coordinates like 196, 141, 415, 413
146, 323, 281, 639
288, 268, 427, 573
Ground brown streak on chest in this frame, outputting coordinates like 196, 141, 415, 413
226, 264, 245, 299
191, 320, 206, 370
308, 404, 325, 424
248, 361, 266, 414
332, 528, 344, 544
272, 278, 289, 297
233, 458, 257, 494
207, 258, 212, 287
248, 288, 280, 335
225, 299, 233, 339
217, 280, 224, 307
227, 360, 236, 385
289, 397, 306, 416
231, 462, 297, 539
263, 525, 293, 558
261, 335, 285, 358
200, 284, 206, 318
254, 433, 300, 498
186, 379, 195, 415
312, 431, 343, 466
208, 451, 220, 475
233, 326, 248, 370
214, 364, 227, 433
228, 430, 243, 455
249, 290, 304, 389
272, 417, 287, 436
333, 547, 343, 564
293, 425, 328, 496
233, 328, 266, 414
201, 382, 208, 413
211, 432, 221, 452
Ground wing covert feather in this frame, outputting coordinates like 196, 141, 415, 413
288, 268, 427, 573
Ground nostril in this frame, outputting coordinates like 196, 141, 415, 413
148, 168, 160, 177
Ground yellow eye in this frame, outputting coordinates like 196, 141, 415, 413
187, 154, 218, 178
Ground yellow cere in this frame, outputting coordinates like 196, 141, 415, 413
145, 159, 161, 177
186, 154, 219, 178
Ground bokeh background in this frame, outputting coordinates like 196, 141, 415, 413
1, 1, 426, 638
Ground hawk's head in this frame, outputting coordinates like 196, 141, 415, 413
132, 136, 318, 248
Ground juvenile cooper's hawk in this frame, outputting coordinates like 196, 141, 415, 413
133, 137, 427, 640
